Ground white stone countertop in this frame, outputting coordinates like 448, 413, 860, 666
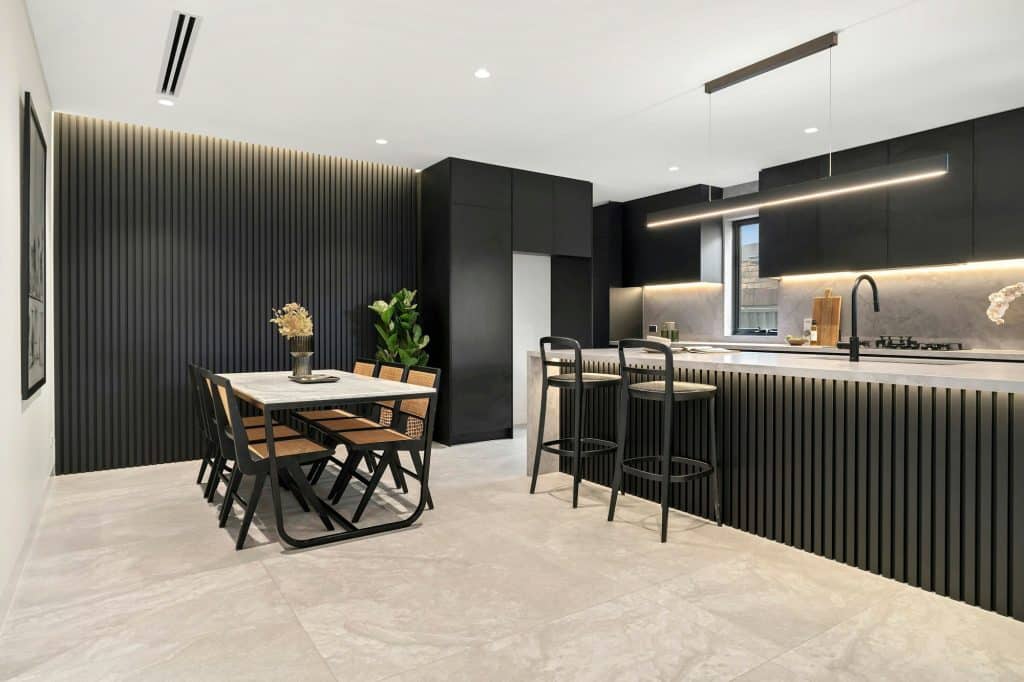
530, 348, 1024, 393
653, 339, 1024, 362
219, 370, 434, 407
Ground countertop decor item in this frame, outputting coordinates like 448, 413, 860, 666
811, 288, 841, 347
987, 282, 1024, 325
369, 288, 430, 366
785, 335, 808, 346
269, 302, 315, 377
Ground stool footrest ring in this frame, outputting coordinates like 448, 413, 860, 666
621, 455, 713, 484
541, 437, 618, 457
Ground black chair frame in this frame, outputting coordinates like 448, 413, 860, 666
529, 336, 619, 507
204, 369, 337, 549
607, 339, 722, 542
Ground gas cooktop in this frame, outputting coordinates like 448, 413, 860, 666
859, 336, 966, 351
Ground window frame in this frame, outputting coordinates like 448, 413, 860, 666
732, 217, 778, 336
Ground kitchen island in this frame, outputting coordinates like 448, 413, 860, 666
526, 348, 1024, 622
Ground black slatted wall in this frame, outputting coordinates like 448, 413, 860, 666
561, 360, 1024, 622
54, 114, 418, 474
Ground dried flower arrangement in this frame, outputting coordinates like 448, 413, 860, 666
269, 302, 314, 338
987, 283, 1024, 326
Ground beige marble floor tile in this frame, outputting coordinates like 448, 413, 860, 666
653, 529, 900, 652
0, 562, 300, 679
7, 620, 335, 682
764, 588, 1024, 680
394, 585, 781, 681
5, 428, 1024, 680
265, 515, 635, 679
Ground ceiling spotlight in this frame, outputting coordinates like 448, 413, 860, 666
804, 127, 819, 134
668, 166, 680, 172
375, 139, 388, 145
474, 67, 491, 79
157, 98, 175, 107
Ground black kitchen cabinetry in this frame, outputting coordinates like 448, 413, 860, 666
420, 158, 513, 445
511, 170, 553, 253
887, 122, 973, 267
592, 202, 623, 347
511, 171, 593, 257
973, 107, 1024, 260
818, 142, 889, 271
758, 156, 828, 278
622, 185, 719, 286
553, 177, 593, 257
551, 256, 593, 347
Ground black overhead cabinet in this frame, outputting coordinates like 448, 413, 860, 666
420, 158, 512, 445
973, 107, 1024, 260
886, 122, 973, 267
758, 156, 828, 278
511, 170, 593, 257
622, 185, 719, 286
552, 178, 593, 257
755, 112, 1012, 276
511, 170, 553, 253
818, 142, 889, 272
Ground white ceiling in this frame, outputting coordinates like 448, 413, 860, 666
25, 0, 1024, 203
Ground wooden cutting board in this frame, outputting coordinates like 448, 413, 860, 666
811, 288, 841, 347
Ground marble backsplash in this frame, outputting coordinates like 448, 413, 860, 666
643, 264, 1024, 350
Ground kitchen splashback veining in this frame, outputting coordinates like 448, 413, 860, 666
644, 265, 1024, 350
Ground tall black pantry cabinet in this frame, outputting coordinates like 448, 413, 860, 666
419, 159, 513, 445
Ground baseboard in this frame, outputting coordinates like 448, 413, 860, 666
0, 470, 53, 633
441, 428, 513, 446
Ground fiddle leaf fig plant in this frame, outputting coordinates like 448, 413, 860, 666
369, 288, 430, 367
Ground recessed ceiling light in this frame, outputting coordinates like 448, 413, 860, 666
804, 127, 819, 134
668, 166, 679, 172
375, 138, 388, 145
157, 98, 175, 107
474, 67, 491, 79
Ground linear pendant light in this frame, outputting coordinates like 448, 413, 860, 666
647, 153, 949, 228
648, 32, 950, 229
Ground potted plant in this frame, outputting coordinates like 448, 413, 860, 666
269, 302, 314, 376
369, 288, 430, 367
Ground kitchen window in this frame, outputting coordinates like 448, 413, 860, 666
732, 218, 779, 335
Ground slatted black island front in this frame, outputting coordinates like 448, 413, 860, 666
526, 348, 1024, 622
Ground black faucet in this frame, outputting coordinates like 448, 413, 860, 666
849, 274, 880, 362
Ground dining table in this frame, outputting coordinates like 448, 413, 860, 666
217, 369, 437, 548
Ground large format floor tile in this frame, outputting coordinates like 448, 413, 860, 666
3, 429, 1023, 681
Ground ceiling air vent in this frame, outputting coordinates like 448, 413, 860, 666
157, 11, 200, 98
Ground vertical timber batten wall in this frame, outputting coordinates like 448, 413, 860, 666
54, 114, 418, 474
560, 360, 1024, 622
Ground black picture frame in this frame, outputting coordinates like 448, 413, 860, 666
22, 91, 46, 400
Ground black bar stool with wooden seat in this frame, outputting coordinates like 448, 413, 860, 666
530, 337, 621, 507
607, 339, 722, 542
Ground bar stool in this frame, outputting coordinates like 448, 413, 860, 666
530, 337, 621, 507
607, 339, 722, 542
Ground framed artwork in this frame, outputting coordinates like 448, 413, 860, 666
22, 91, 46, 400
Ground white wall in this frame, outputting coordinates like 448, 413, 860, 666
512, 253, 551, 425
0, 0, 54, 621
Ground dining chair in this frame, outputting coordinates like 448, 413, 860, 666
189, 364, 219, 494
203, 369, 337, 549
294, 357, 379, 424
309, 360, 410, 491
326, 365, 440, 522
197, 369, 290, 503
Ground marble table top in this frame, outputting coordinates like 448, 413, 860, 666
218, 370, 434, 408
